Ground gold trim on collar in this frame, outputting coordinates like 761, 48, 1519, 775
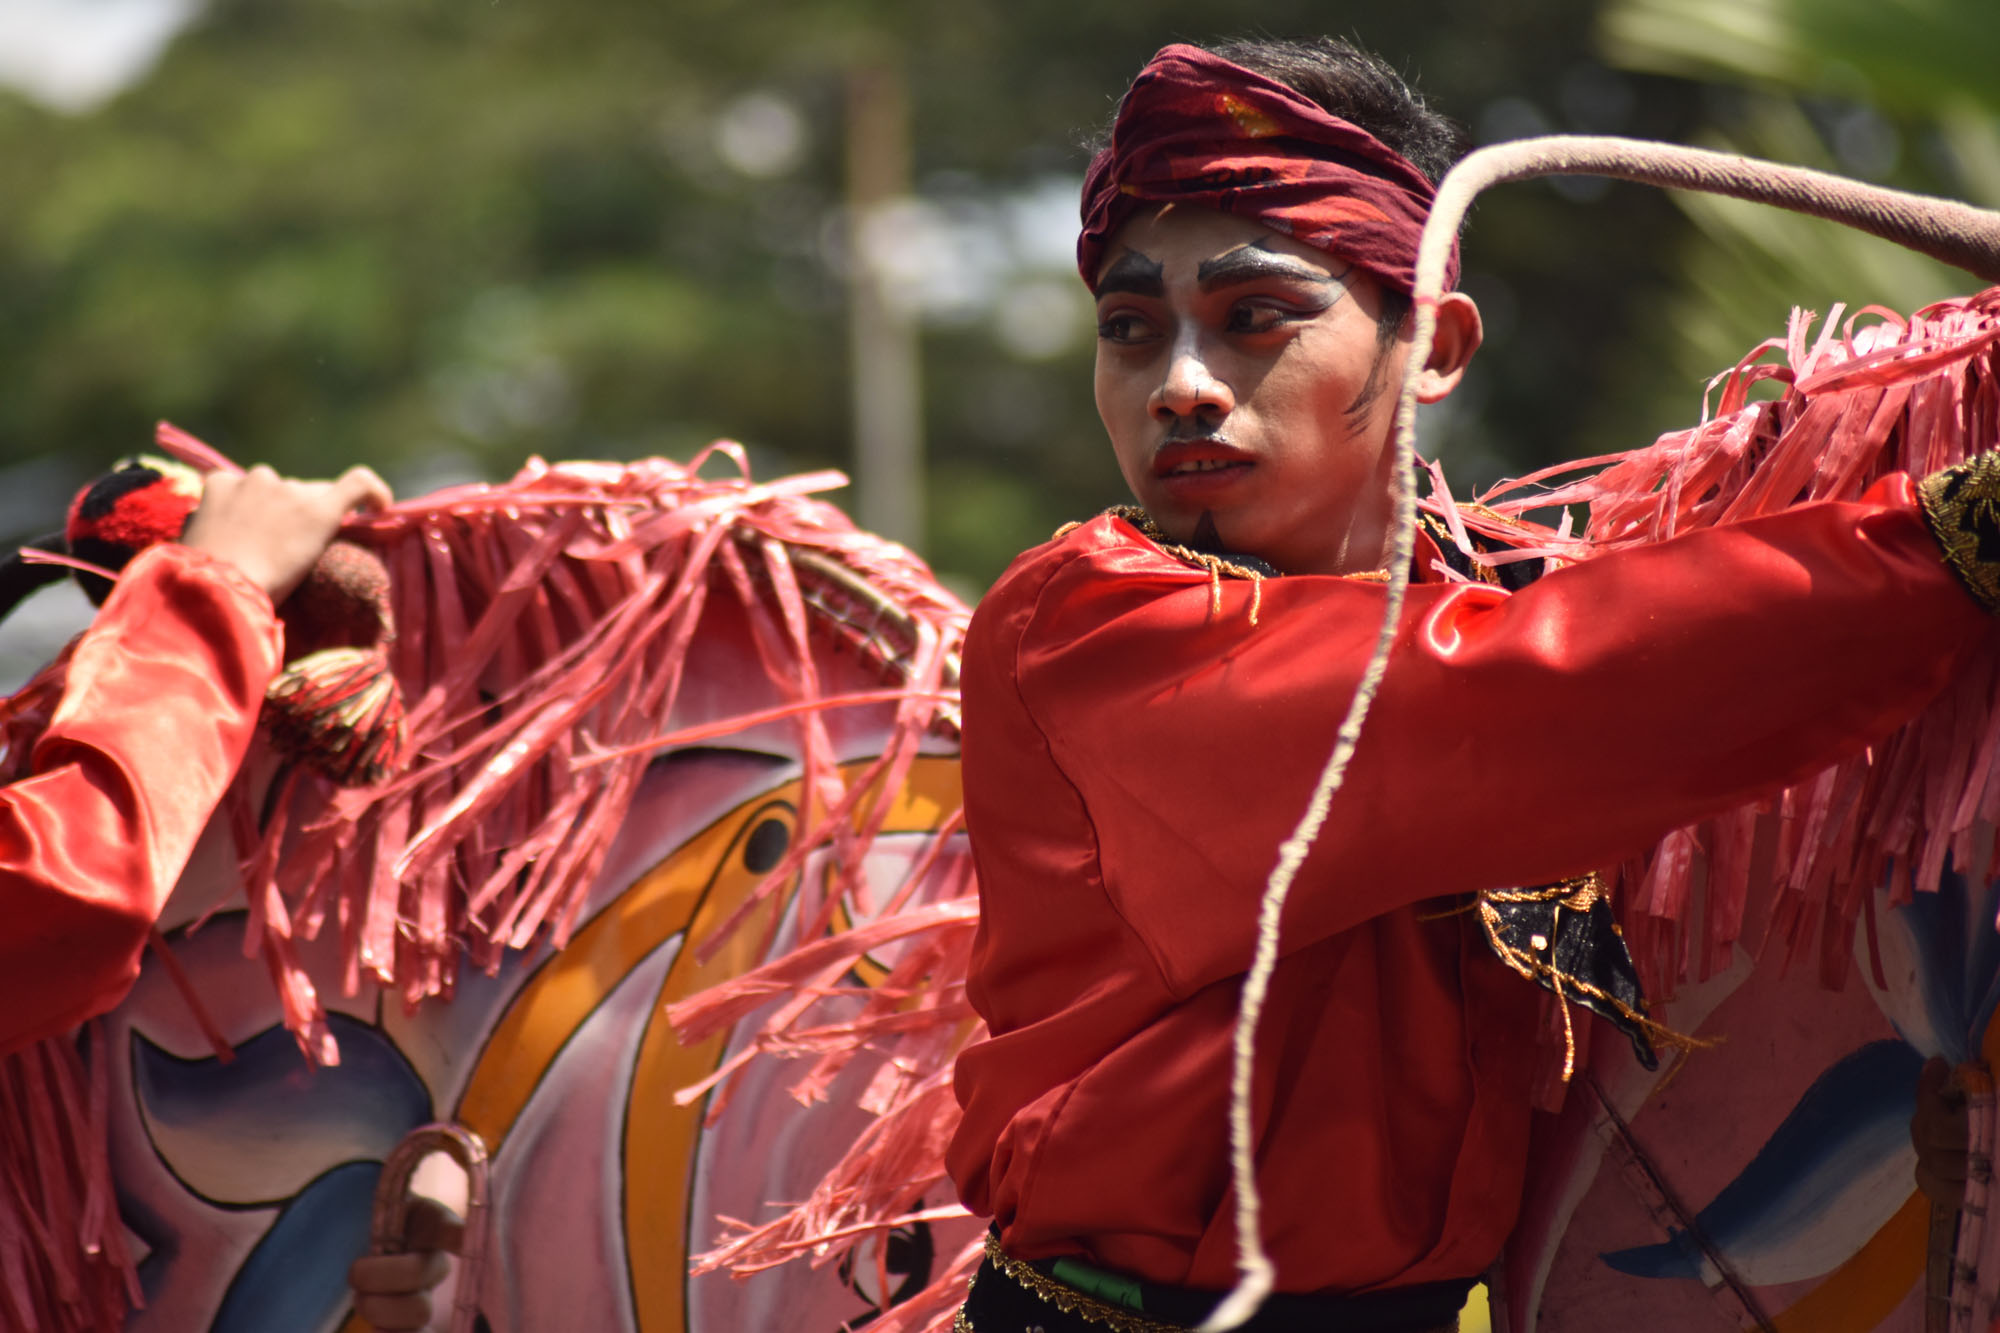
1078, 506, 1268, 626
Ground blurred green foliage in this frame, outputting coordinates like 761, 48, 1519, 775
0, 0, 1761, 588
1598, 0, 2000, 424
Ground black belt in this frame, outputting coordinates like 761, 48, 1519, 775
957, 1230, 1471, 1333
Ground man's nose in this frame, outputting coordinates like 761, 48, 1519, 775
1150, 336, 1234, 422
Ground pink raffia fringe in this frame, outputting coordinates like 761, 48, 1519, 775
666, 882, 983, 1333
675, 286, 2000, 1329
0, 652, 142, 1333
1468, 287, 2000, 1007
229, 436, 964, 1050
0, 432, 968, 1333
0, 1024, 137, 1333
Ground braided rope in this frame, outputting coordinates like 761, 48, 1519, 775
1201, 135, 2000, 1331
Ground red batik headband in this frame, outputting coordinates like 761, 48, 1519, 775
1078, 44, 1457, 296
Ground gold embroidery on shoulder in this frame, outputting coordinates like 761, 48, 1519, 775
1460, 500, 1529, 529
1919, 454, 2000, 613
1420, 511, 1503, 585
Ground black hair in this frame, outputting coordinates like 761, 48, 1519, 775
1203, 37, 1467, 189
1203, 36, 1467, 353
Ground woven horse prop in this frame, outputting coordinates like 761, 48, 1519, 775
658, 142, 2000, 1333
15, 139, 2000, 1333
1, 428, 980, 1333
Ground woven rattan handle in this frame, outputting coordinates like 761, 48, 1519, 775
370, 1122, 491, 1333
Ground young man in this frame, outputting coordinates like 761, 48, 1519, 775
1, 461, 391, 1055
944, 38, 1999, 1333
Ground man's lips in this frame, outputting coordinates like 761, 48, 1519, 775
1151, 440, 1255, 478
1152, 440, 1255, 499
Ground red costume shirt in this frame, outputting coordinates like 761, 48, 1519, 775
0, 543, 280, 1056
947, 479, 1991, 1294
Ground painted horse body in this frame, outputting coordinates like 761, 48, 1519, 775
89, 447, 977, 1333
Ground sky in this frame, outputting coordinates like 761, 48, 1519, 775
0, 0, 201, 113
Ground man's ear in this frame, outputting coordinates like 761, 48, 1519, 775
1414, 291, 1482, 404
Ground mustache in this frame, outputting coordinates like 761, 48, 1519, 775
1160, 422, 1232, 445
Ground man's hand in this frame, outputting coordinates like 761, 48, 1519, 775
1913, 1055, 1970, 1211
348, 1197, 463, 1332
180, 464, 392, 604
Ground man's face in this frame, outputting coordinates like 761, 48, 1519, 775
1091, 205, 1407, 577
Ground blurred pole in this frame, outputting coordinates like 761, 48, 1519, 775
845, 57, 923, 549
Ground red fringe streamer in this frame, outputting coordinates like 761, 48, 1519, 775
0, 1026, 138, 1333
0, 653, 140, 1332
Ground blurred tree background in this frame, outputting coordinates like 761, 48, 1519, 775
1596, 0, 2000, 416
0, 0, 1993, 616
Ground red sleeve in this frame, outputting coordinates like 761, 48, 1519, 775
1007, 477, 1994, 997
0, 544, 280, 1054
